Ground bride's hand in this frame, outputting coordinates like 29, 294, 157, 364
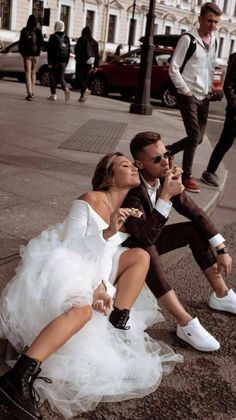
92, 290, 112, 316
104, 208, 133, 237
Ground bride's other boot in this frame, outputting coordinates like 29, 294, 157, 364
0, 353, 43, 419
109, 307, 130, 330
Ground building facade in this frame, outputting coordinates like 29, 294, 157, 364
0, 0, 236, 64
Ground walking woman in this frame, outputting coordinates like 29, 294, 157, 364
0, 152, 182, 419
19, 14, 44, 100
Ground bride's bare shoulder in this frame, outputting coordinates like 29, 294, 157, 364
78, 191, 104, 207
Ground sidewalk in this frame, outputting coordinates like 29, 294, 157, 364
0, 80, 232, 419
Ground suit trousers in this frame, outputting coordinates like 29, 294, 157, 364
145, 221, 216, 299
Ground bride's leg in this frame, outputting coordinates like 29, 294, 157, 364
0, 305, 92, 419
114, 248, 149, 309
26, 305, 92, 362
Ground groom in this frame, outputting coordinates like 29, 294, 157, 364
122, 131, 235, 352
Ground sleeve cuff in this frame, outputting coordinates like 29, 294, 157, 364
209, 233, 225, 248
155, 198, 172, 218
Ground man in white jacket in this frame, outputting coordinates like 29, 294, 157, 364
169, 2, 222, 193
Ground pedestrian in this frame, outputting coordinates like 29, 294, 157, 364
169, 2, 222, 193
19, 14, 44, 101
122, 131, 236, 352
0, 152, 182, 419
47, 20, 70, 101
75, 26, 99, 102
201, 52, 236, 187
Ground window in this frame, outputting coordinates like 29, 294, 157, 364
153, 52, 172, 66
197, 0, 202, 5
180, 28, 186, 34
165, 26, 171, 35
217, 37, 224, 58
32, 0, 44, 24
86, 10, 95, 34
234, 3, 236, 16
0, 0, 11, 29
229, 39, 235, 55
60, 5, 70, 34
107, 14, 116, 43
122, 51, 141, 65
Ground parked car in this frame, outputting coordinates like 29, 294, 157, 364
90, 34, 224, 108
0, 40, 76, 86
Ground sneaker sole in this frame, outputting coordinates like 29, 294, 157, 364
176, 332, 220, 352
200, 177, 218, 187
184, 188, 200, 193
0, 388, 40, 420
208, 302, 236, 314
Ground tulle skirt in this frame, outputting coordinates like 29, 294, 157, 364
0, 225, 183, 419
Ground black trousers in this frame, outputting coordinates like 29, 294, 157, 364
207, 107, 236, 174
75, 63, 91, 95
170, 94, 209, 179
144, 222, 216, 298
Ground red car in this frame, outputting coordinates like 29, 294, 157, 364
90, 35, 224, 108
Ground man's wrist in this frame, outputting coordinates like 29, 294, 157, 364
216, 247, 229, 255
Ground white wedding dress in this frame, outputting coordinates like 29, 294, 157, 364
0, 200, 183, 419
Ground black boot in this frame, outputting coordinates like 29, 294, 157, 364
0, 353, 45, 419
109, 307, 130, 330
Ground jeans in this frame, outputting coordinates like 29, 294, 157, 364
50, 63, 68, 94
171, 94, 210, 179
207, 107, 236, 174
23, 56, 39, 95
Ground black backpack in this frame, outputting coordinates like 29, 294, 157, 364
20, 30, 37, 55
86, 38, 96, 64
55, 34, 69, 62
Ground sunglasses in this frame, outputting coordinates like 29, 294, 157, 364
152, 150, 172, 164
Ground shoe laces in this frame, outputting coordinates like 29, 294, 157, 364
22, 367, 52, 404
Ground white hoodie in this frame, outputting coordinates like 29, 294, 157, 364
169, 26, 216, 100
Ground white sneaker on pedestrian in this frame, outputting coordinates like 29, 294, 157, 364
79, 94, 87, 103
209, 289, 236, 314
177, 317, 220, 352
48, 94, 57, 101
65, 88, 70, 101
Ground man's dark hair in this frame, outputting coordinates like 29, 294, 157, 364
200, 2, 222, 17
130, 131, 161, 159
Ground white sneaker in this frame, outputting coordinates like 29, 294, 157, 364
209, 289, 236, 314
65, 88, 70, 101
48, 94, 57, 101
177, 317, 220, 352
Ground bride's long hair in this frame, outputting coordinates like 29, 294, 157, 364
92, 152, 124, 191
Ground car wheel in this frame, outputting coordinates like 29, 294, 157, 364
91, 75, 108, 96
39, 66, 50, 87
161, 86, 177, 108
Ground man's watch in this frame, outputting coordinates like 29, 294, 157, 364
216, 247, 229, 255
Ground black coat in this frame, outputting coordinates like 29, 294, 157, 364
47, 32, 70, 66
75, 36, 99, 68
224, 53, 236, 111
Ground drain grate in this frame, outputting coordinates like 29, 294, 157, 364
59, 119, 127, 154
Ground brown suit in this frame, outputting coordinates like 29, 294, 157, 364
122, 180, 218, 298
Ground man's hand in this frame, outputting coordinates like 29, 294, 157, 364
216, 253, 232, 277
160, 174, 185, 201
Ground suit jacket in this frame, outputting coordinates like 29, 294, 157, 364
122, 179, 219, 248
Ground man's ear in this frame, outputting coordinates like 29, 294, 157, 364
134, 159, 143, 170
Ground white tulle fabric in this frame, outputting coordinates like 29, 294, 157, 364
0, 200, 183, 419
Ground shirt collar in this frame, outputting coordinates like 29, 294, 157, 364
140, 174, 160, 192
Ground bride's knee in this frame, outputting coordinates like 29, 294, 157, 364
134, 248, 150, 267
67, 305, 92, 325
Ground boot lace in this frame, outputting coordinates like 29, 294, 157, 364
22, 367, 52, 404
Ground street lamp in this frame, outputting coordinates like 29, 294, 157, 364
129, 0, 156, 115
128, 0, 136, 52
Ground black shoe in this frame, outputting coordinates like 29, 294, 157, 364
0, 354, 50, 419
109, 307, 130, 330
201, 170, 219, 187
25, 94, 33, 101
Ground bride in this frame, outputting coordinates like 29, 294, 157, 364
0, 152, 182, 419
